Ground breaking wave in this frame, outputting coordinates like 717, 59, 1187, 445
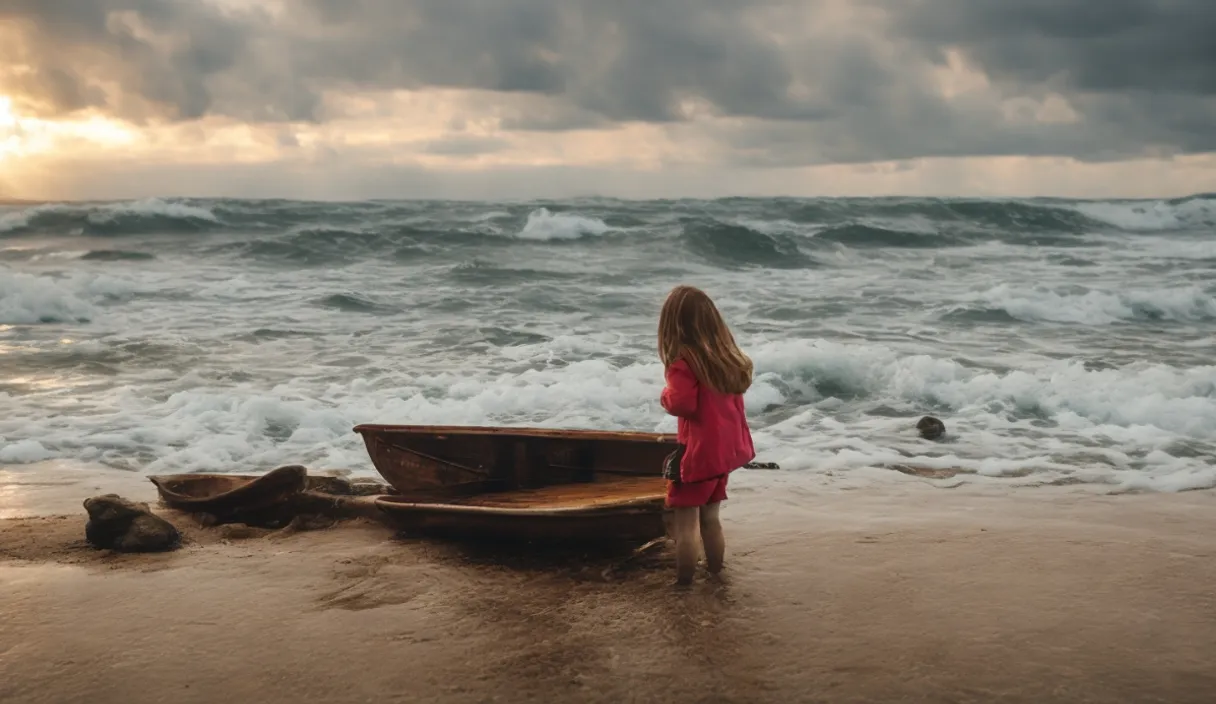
0, 198, 220, 236
1074, 194, 1216, 232
0, 268, 139, 324
681, 221, 817, 268
516, 208, 613, 240
947, 285, 1216, 325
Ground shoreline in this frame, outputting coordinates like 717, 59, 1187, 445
3, 467, 1215, 702
0, 457, 1174, 521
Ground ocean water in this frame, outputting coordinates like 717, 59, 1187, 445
1, 195, 1214, 492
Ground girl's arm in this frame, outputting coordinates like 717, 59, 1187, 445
660, 360, 699, 418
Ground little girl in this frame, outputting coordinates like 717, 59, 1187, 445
658, 285, 755, 585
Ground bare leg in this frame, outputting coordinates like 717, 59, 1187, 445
671, 506, 700, 585
699, 502, 725, 574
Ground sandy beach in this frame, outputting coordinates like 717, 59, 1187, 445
2, 467, 1215, 704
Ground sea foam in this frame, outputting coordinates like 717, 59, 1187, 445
2, 336, 1213, 493
0, 269, 95, 324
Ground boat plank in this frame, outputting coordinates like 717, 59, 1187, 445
353, 424, 675, 444
454, 476, 663, 510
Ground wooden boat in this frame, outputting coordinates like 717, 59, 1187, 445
148, 464, 308, 516
354, 425, 677, 542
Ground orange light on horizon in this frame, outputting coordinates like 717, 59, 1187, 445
0, 94, 137, 161
0, 96, 20, 159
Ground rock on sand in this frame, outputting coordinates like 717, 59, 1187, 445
84, 494, 181, 552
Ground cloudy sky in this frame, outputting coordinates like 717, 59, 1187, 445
1, 0, 1214, 200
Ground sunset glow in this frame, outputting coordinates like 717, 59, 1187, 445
0, 95, 136, 165
0, 96, 18, 159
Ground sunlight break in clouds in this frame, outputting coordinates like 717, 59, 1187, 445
0, 95, 135, 163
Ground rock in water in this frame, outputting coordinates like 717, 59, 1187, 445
83, 494, 181, 552
917, 416, 946, 440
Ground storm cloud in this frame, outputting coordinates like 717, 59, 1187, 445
1, 0, 1214, 164
889, 0, 1216, 96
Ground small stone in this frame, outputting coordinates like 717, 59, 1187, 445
218, 523, 272, 541
917, 416, 946, 440
84, 494, 180, 552
272, 514, 336, 537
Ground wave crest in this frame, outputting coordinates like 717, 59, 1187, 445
1072, 195, 1216, 232
681, 221, 817, 269
949, 284, 1216, 325
810, 223, 966, 249
516, 208, 612, 240
0, 198, 220, 236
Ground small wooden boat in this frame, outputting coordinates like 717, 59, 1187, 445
148, 464, 308, 515
354, 425, 677, 542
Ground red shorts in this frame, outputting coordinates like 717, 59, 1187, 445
666, 474, 728, 508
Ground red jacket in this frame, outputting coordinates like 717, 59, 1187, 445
660, 358, 755, 483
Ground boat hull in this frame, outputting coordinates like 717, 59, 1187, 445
375, 495, 667, 543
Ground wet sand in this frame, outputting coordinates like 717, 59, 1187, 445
2, 467, 1215, 703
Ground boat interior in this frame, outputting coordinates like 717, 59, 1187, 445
353, 424, 676, 506
448, 476, 664, 509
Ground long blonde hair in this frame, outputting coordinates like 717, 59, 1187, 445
658, 285, 753, 395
